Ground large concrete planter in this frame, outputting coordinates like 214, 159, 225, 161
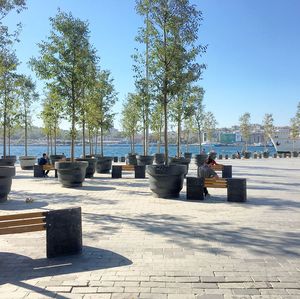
19, 156, 36, 170
147, 164, 186, 198
0, 166, 15, 202
50, 154, 64, 165
95, 156, 113, 173
136, 155, 154, 166
244, 151, 251, 159
169, 157, 190, 177
195, 153, 208, 167
184, 152, 192, 162
126, 153, 137, 165
263, 151, 269, 158
154, 153, 165, 165
76, 157, 97, 178
0, 156, 16, 166
55, 161, 88, 188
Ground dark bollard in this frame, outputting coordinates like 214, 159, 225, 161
225, 154, 228, 160
112, 165, 122, 178
113, 156, 118, 162
222, 165, 232, 178
231, 154, 236, 159
258, 153, 262, 159
46, 207, 82, 258
34, 165, 44, 177
227, 178, 247, 202
253, 153, 257, 159
218, 154, 223, 160
120, 157, 125, 162
135, 165, 146, 178
273, 153, 277, 158
186, 177, 204, 200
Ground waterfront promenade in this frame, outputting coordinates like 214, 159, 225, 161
0, 158, 300, 299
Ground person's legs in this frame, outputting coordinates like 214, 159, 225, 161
203, 187, 209, 196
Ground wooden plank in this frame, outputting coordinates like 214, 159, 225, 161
122, 165, 135, 171
0, 224, 46, 235
0, 218, 45, 229
0, 211, 45, 221
212, 165, 224, 171
43, 165, 55, 170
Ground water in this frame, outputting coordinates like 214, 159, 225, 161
1, 144, 276, 161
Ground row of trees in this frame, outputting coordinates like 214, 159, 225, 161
30, 11, 117, 160
0, 0, 39, 157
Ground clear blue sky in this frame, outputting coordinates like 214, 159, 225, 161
4, 0, 300, 130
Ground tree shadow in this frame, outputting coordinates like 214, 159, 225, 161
0, 246, 132, 297
83, 212, 300, 257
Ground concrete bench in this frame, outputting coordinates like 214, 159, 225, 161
0, 207, 82, 258
186, 177, 246, 202
112, 164, 145, 179
34, 164, 58, 178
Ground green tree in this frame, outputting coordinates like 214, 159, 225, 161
290, 117, 299, 152
121, 93, 140, 154
239, 112, 251, 152
17, 75, 38, 156
137, 0, 206, 164
0, 50, 19, 157
262, 113, 274, 151
89, 70, 117, 156
192, 86, 205, 152
203, 111, 217, 149
30, 10, 96, 160
150, 101, 164, 153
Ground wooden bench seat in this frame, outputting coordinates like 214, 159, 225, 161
186, 177, 246, 202
0, 207, 82, 258
112, 164, 145, 179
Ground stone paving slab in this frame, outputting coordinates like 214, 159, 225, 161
0, 157, 300, 298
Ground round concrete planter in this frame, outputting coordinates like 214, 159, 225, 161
50, 154, 64, 165
154, 153, 165, 165
147, 164, 186, 198
55, 161, 88, 188
292, 151, 298, 158
76, 157, 97, 178
0, 156, 16, 166
95, 156, 113, 173
184, 152, 192, 161
243, 151, 251, 159
263, 152, 269, 158
169, 157, 190, 177
0, 166, 16, 202
195, 153, 208, 167
126, 153, 137, 165
136, 155, 154, 166
19, 156, 36, 170
253, 153, 257, 159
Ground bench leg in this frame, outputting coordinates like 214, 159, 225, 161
55, 169, 58, 178
112, 166, 122, 178
222, 165, 232, 178
46, 207, 82, 258
186, 177, 204, 200
134, 165, 145, 178
227, 178, 247, 202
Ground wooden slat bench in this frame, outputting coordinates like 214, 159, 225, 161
186, 177, 246, 202
33, 164, 58, 178
112, 164, 145, 179
198, 164, 232, 178
0, 207, 82, 258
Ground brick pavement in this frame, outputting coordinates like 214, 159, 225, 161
0, 157, 300, 298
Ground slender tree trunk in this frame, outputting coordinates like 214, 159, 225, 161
100, 126, 104, 156
3, 91, 7, 158
177, 119, 181, 157
25, 108, 28, 156
47, 134, 50, 155
54, 122, 57, 155
133, 133, 135, 154
186, 130, 190, 152
8, 125, 11, 156
145, 10, 150, 156
95, 133, 98, 155
50, 133, 53, 155
82, 119, 86, 158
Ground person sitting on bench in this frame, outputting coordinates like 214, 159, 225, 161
38, 153, 50, 177
198, 158, 219, 197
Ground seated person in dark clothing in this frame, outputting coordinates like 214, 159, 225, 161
198, 158, 219, 197
38, 153, 50, 177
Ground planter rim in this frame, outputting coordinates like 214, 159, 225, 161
55, 161, 88, 170
0, 165, 15, 176
146, 164, 187, 176
19, 156, 36, 160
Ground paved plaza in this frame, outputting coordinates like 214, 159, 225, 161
1, 157, 300, 299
